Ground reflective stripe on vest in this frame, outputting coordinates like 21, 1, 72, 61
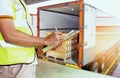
19, 0, 31, 22
0, 0, 35, 65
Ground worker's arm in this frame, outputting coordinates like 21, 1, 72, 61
0, 18, 63, 47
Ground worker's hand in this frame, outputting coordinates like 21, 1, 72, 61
45, 31, 63, 45
51, 44, 63, 51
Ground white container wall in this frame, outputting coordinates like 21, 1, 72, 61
40, 10, 79, 37
83, 4, 96, 65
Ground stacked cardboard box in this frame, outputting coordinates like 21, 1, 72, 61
46, 33, 78, 61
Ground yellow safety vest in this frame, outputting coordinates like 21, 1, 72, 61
0, 0, 35, 65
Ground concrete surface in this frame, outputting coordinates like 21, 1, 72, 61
36, 59, 116, 78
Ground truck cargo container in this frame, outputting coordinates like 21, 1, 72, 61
36, 1, 120, 75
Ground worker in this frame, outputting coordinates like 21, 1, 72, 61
0, 0, 63, 78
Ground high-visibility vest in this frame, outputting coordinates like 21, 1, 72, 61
0, 0, 35, 65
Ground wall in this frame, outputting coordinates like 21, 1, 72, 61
30, 14, 37, 36
39, 10, 79, 37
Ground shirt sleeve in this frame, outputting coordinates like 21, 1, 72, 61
0, 0, 14, 18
